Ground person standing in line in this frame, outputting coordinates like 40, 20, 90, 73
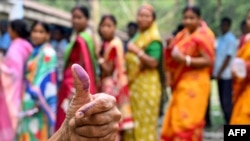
52, 26, 69, 84
17, 21, 58, 141
162, 6, 215, 140
97, 15, 133, 140
123, 4, 164, 141
238, 20, 248, 49
0, 20, 12, 54
0, 19, 32, 141
123, 22, 138, 53
230, 10, 250, 124
56, 5, 98, 130
213, 17, 237, 124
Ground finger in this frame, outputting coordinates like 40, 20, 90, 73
75, 93, 116, 118
75, 106, 121, 126
75, 122, 119, 138
75, 132, 118, 141
71, 64, 91, 104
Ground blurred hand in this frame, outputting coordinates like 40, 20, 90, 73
50, 64, 121, 141
171, 47, 185, 63
128, 42, 140, 54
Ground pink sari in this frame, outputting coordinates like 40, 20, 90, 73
0, 38, 33, 139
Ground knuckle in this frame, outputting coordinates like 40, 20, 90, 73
113, 107, 122, 121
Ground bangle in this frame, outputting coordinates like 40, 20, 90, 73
98, 58, 105, 64
137, 50, 145, 58
185, 55, 191, 66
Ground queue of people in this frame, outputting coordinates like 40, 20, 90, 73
0, 3, 250, 141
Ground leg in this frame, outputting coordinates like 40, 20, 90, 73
218, 79, 233, 124
205, 96, 211, 128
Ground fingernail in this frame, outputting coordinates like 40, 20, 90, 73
77, 111, 84, 118
80, 103, 95, 114
73, 64, 90, 89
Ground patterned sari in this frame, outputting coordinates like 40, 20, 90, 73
100, 36, 133, 130
17, 43, 57, 141
161, 22, 215, 141
56, 31, 97, 130
230, 34, 250, 124
124, 22, 162, 141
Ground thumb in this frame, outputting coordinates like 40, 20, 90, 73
71, 64, 92, 106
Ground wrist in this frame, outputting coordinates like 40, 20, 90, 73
185, 55, 191, 66
137, 50, 145, 58
48, 123, 68, 141
98, 58, 105, 64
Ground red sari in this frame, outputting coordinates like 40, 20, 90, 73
56, 34, 97, 130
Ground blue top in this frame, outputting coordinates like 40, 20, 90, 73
213, 31, 237, 79
0, 32, 12, 50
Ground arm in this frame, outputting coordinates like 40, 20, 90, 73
128, 41, 162, 69
189, 50, 213, 68
98, 47, 116, 76
217, 56, 231, 78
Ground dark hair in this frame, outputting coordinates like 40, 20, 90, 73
31, 21, 50, 33
99, 15, 117, 26
241, 20, 246, 27
221, 17, 232, 26
183, 6, 201, 17
72, 6, 90, 19
9, 19, 30, 39
98, 15, 117, 40
173, 24, 184, 36
54, 25, 65, 34
127, 22, 138, 29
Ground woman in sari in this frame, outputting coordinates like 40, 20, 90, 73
230, 11, 250, 124
56, 6, 97, 130
17, 21, 57, 141
161, 6, 215, 141
0, 19, 32, 141
97, 15, 133, 140
124, 4, 164, 141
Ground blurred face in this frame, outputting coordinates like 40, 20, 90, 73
220, 22, 230, 34
72, 9, 88, 33
99, 18, 116, 41
31, 24, 49, 46
0, 23, 7, 33
128, 26, 137, 38
183, 10, 201, 32
247, 12, 250, 30
53, 29, 63, 41
137, 8, 154, 31
8, 26, 18, 40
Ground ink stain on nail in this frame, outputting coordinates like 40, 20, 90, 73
81, 103, 96, 114
74, 64, 90, 90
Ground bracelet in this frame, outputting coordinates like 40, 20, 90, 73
137, 50, 145, 58
98, 58, 105, 64
185, 55, 191, 66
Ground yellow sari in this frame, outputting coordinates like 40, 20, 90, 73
124, 22, 162, 141
161, 22, 215, 141
230, 36, 250, 124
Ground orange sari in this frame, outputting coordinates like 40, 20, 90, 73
230, 35, 250, 124
161, 22, 215, 141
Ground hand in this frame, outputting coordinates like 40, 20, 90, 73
171, 47, 185, 63
128, 42, 140, 54
51, 64, 121, 141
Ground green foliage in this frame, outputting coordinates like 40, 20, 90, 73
37, 0, 250, 38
